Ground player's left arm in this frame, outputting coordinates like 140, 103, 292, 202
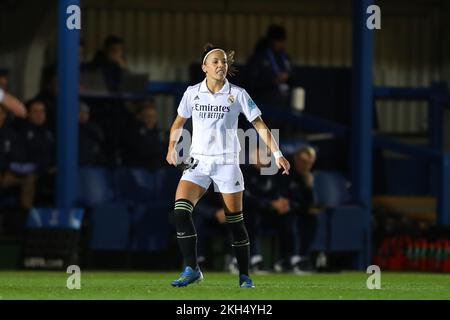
251, 116, 290, 175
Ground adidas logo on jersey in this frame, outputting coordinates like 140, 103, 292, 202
235, 181, 240, 186
194, 95, 200, 100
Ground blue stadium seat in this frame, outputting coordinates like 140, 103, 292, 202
89, 202, 130, 251
311, 170, 364, 268
280, 139, 308, 156
77, 167, 115, 207
113, 167, 162, 204
156, 167, 181, 201
313, 171, 351, 206
129, 203, 170, 252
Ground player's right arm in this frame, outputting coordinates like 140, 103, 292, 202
166, 115, 188, 166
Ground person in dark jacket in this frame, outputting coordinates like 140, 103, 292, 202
246, 24, 296, 110
10, 99, 55, 173
0, 104, 37, 210
121, 101, 163, 169
78, 102, 106, 166
32, 65, 58, 133
6, 100, 55, 208
86, 35, 128, 92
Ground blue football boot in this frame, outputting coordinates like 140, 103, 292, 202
239, 274, 255, 288
171, 266, 203, 287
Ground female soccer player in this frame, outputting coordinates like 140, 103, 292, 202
166, 44, 290, 288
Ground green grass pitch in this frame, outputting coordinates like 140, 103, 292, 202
0, 271, 449, 300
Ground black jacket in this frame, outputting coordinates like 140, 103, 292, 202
277, 170, 315, 215
79, 122, 106, 166
10, 122, 55, 172
121, 120, 163, 169
0, 122, 16, 171
87, 51, 124, 92
242, 164, 281, 213
245, 39, 296, 108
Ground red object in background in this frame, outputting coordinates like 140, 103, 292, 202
374, 236, 450, 273
404, 240, 414, 271
409, 239, 421, 271
388, 252, 404, 271
376, 238, 390, 270
427, 241, 436, 272
443, 240, 450, 273
419, 239, 428, 272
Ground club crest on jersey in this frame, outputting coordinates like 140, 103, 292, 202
248, 97, 257, 109
227, 95, 235, 104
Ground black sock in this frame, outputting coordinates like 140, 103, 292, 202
173, 199, 198, 269
226, 211, 250, 276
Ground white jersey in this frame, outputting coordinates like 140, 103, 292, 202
0, 88, 4, 103
177, 78, 262, 163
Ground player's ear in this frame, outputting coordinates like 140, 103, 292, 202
201, 64, 207, 74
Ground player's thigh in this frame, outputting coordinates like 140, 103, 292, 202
220, 191, 243, 213
175, 180, 206, 205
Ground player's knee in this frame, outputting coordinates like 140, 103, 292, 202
225, 211, 249, 243
173, 198, 194, 216
173, 199, 196, 233
225, 211, 244, 224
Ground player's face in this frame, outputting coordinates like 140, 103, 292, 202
203, 51, 228, 81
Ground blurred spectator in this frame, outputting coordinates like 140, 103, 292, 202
0, 69, 9, 90
273, 146, 320, 273
79, 39, 88, 66
10, 99, 55, 172
121, 101, 163, 169
246, 24, 296, 109
78, 101, 106, 166
86, 35, 128, 92
0, 104, 36, 209
33, 65, 57, 132
9, 99, 55, 208
0, 105, 13, 172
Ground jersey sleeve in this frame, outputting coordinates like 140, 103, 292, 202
177, 90, 192, 118
239, 89, 262, 123
0, 88, 4, 103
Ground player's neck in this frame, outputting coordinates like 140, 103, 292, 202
205, 78, 225, 94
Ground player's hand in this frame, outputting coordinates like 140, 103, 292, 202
1, 93, 27, 118
166, 147, 178, 166
276, 156, 290, 175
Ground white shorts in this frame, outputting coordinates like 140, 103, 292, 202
180, 156, 244, 193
